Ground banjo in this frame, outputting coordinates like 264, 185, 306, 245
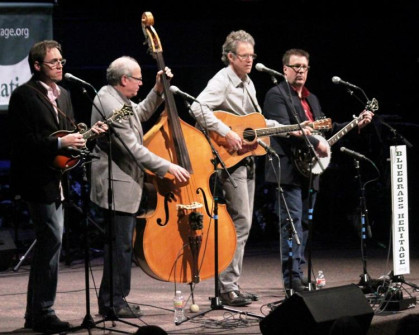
292, 98, 379, 178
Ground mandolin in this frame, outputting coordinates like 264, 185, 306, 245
51, 104, 133, 172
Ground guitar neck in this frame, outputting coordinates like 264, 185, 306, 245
327, 116, 360, 146
255, 120, 323, 138
255, 124, 300, 137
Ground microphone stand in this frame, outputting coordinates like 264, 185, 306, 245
380, 119, 413, 149
176, 100, 263, 325
353, 158, 374, 293
69, 151, 103, 331
305, 161, 316, 291
270, 75, 278, 85
266, 147, 300, 299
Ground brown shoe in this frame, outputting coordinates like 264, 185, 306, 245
220, 291, 252, 307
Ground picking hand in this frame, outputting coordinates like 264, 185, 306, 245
225, 130, 242, 153
61, 133, 86, 148
168, 163, 190, 183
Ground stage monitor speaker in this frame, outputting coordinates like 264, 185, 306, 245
260, 284, 373, 335
0, 229, 16, 271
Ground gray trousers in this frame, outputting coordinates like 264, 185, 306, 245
218, 159, 255, 293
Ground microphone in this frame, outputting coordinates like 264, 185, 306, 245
340, 147, 368, 161
331, 76, 359, 89
169, 86, 200, 102
257, 139, 278, 157
64, 73, 92, 87
255, 63, 285, 79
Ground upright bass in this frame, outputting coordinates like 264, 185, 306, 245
133, 12, 236, 284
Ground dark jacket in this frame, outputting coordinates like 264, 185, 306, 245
8, 78, 75, 202
262, 81, 343, 190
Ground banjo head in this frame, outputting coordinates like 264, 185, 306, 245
292, 134, 331, 177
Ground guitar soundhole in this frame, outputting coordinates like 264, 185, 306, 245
243, 128, 256, 142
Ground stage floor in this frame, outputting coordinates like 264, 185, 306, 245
1, 237, 419, 335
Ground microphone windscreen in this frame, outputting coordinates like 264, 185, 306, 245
255, 63, 264, 72
332, 76, 341, 84
169, 86, 179, 94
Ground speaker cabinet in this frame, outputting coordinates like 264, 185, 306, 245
0, 230, 16, 271
260, 284, 373, 335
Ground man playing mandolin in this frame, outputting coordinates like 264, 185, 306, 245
8, 40, 108, 333
262, 48, 374, 293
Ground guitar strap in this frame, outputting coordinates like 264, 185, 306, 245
278, 84, 304, 122
28, 83, 77, 129
244, 83, 261, 114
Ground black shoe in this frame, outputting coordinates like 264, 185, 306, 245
127, 303, 141, 313
99, 304, 143, 318
116, 305, 143, 318
300, 276, 309, 286
220, 291, 252, 307
285, 279, 307, 292
32, 314, 70, 333
235, 290, 259, 301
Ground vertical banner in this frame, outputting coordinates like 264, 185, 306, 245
0, 3, 53, 112
390, 145, 410, 275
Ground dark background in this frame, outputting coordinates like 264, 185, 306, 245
1, 0, 418, 252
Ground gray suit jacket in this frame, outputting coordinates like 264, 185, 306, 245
90, 85, 170, 214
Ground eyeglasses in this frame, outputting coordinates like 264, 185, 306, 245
286, 64, 310, 72
233, 52, 257, 61
128, 75, 143, 82
41, 59, 66, 68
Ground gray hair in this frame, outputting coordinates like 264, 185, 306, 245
106, 56, 139, 85
221, 30, 255, 65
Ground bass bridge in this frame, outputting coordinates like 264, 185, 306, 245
177, 202, 204, 230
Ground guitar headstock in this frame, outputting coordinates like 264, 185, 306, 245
141, 12, 162, 58
366, 98, 379, 112
109, 104, 133, 123
313, 118, 332, 130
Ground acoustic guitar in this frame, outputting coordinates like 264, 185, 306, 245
209, 111, 332, 168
